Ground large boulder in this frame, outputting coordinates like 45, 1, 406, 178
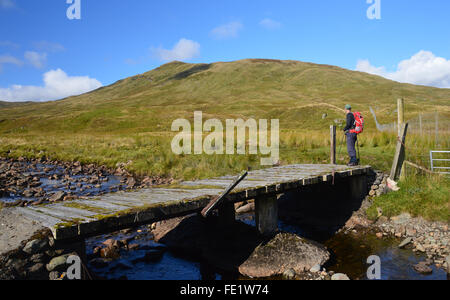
152, 215, 330, 278
238, 233, 330, 278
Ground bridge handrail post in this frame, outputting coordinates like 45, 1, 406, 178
330, 125, 336, 164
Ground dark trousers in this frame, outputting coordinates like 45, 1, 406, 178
346, 132, 357, 162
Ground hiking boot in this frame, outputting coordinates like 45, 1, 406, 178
348, 157, 358, 166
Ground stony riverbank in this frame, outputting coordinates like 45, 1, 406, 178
0, 157, 173, 207
372, 214, 449, 274
343, 170, 450, 276
0, 229, 69, 280
1, 166, 448, 280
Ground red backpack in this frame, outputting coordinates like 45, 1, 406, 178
350, 112, 364, 134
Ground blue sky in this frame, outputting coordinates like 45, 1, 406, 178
0, 0, 449, 101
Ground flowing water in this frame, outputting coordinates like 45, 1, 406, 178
0, 162, 124, 204
2, 161, 447, 280
85, 213, 448, 280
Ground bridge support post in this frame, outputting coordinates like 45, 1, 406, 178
53, 238, 90, 280
255, 195, 278, 236
349, 175, 367, 202
218, 202, 235, 227
54, 238, 87, 263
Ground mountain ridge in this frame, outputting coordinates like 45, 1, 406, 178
0, 58, 448, 134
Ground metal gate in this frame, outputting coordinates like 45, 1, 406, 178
430, 151, 450, 175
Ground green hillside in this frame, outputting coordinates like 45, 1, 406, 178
0, 101, 32, 108
0, 59, 449, 180
0, 59, 449, 135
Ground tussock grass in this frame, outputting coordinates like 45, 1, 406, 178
1, 130, 448, 180
0, 59, 449, 219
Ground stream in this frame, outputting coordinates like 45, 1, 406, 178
1, 160, 447, 280
85, 213, 448, 280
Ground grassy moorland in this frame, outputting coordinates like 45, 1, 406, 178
0, 59, 449, 220
367, 174, 450, 222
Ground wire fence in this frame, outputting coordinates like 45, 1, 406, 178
370, 108, 450, 148
369, 107, 450, 175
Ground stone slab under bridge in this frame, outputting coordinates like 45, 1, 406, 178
9, 164, 372, 241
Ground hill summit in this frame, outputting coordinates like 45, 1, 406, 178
0, 59, 449, 134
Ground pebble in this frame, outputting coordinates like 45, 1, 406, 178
398, 237, 412, 249
309, 264, 321, 273
281, 268, 295, 280
331, 273, 350, 280
22, 239, 48, 255
415, 244, 426, 253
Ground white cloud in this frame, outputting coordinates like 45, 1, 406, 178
0, 69, 102, 102
0, 0, 14, 9
356, 51, 450, 88
0, 54, 23, 72
259, 18, 282, 30
24, 51, 47, 68
152, 38, 200, 62
0, 54, 22, 66
33, 41, 65, 53
211, 21, 243, 39
0, 41, 20, 49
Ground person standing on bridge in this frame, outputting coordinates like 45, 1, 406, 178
343, 104, 358, 166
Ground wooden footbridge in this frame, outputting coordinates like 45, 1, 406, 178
13, 164, 371, 241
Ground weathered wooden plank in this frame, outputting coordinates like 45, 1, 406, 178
26, 206, 93, 223
14, 207, 63, 228
14, 164, 372, 240
67, 200, 130, 211
40, 205, 103, 218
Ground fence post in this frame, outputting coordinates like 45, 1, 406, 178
435, 111, 439, 147
400, 161, 406, 180
397, 98, 404, 137
430, 151, 434, 172
419, 113, 422, 136
330, 125, 336, 164
390, 123, 408, 181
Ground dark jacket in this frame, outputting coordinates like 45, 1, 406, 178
343, 112, 355, 132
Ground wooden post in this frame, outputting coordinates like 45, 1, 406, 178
54, 238, 90, 280
400, 161, 406, 180
390, 123, 408, 181
218, 202, 235, 227
435, 111, 439, 147
349, 175, 367, 202
419, 113, 422, 136
397, 98, 404, 137
255, 195, 278, 236
330, 125, 336, 164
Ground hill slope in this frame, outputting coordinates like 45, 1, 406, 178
0, 59, 449, 134
0, 59, 448, 180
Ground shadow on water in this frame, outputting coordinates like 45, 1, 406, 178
86, 177, 447, 280
277, 178, 366, 241
323, 231, 447, 280
85, 223, 239, 280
